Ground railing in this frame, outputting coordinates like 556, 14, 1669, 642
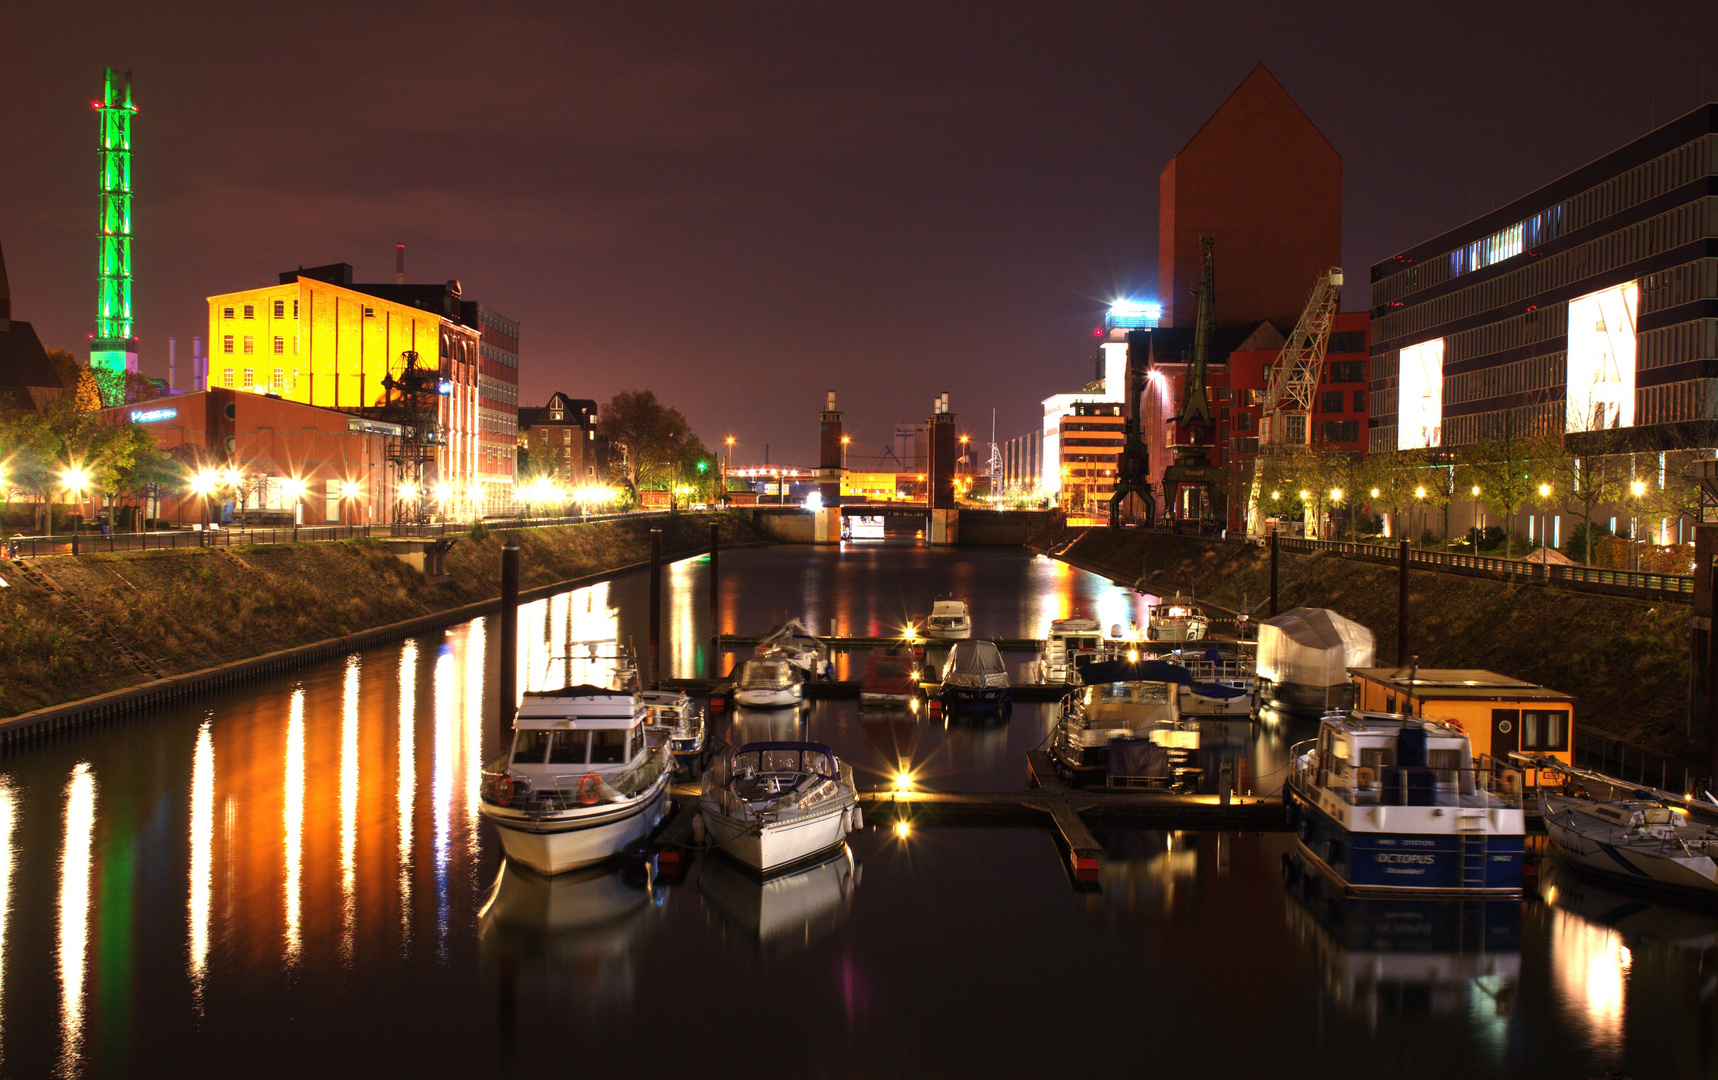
1289, 737, 1524, 809
479, 750, 667, 813
1571, 727, 1712, 796
1267, 535, 1694, 602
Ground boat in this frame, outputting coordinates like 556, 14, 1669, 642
1145, 595, 1209, 642
733, 657, 806, 708
1162, 645, 1257, 718
1255, 607, 1375, 715
859, 648, 920, 707
1049, 659, 1201, 788
697, 742, 861, 875
479, 685, 674, 876
1284, 711, 1525, 895
1035, 617, 1104, 685
636, 688, 708, 775
923, 599, 972, 640
756, 620, 832, 679
939, 639, 1011, 713
1540, 791, 1718, 896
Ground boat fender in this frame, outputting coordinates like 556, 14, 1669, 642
576, 773, 603, 806
692, 812, 706, 844
851, 805, 863, 831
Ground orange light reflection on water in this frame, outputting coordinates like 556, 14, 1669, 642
340, 655, 359, 963
283, 687, 305, 964
189, 719, 214, 1008
397, 641, 416, 950
58, 762, 96, 1078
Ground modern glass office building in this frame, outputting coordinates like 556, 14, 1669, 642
1369, 104, 1718, 456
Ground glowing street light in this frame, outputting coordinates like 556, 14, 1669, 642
1369, 488, 1380, 499
1538, 483, 1552, 498
1631, 479, 1647, 497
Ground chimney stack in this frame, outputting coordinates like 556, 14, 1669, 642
0, 236, 11, 332
168, 337, 177, 390
396, 243, 405, 284
193, 335, 204, 391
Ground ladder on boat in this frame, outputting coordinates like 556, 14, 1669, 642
1458, 814, 1488, 889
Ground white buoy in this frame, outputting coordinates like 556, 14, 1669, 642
851, 805, 864, 831
692, 812, 706, 844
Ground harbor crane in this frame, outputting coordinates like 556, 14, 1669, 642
1160, 235, 1222, 531
1259, 267, 1343, 448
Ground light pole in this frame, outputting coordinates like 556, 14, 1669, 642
1329, 487, 1344, 539
723, 436, 735, 506
1413, 485, 1427, 547
1470, 484, 1481, 548
1631, 478, 1647, 569
282, 477, 307, 539
61, 465, 90, 552
1537, 482, 1552, 565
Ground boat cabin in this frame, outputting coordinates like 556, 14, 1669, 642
739, 658, 801, 692
1587, 801, 1675, 830
722, 743, 844, 806
509, 687, 647, 783
1310, 712, 1516, 808
1041, 618, 1103, 681
1348, 668, 1575, 768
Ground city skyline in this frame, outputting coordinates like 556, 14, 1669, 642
1, 1, 1715, 463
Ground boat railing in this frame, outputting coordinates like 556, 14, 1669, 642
702, 761, 855, 823
480, 749, 667, 812
1289, 740, 1522, 810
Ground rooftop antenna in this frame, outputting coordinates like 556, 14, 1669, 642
395, 242, 405, 284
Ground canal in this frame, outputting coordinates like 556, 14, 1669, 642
0, 545, 1712, 1077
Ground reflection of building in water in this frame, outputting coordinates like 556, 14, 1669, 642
478, 860, 659, 1011
699, 847, 857, 961
1084, 830, 1200, 920
727, 705, 805, 747
1283, 881, 1519, 1035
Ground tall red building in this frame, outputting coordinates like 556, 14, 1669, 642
1158, 65, 1342, 330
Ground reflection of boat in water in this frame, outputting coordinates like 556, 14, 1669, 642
1539, 861, 1718, 953
477, 859, 659, 1008
699, 845, 858, 952
1284, 868, 1520, 1025
1082, 829, 1201, 919
728, 705, 805, 747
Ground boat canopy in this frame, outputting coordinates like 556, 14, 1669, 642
739, 659, 799, 689
1256, 607, 1375, 689
729, 742, 840, 779
944, 640, 1004, 675
1080, 659, 1197, 687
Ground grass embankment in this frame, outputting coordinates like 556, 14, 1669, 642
0, 513, 762, 718
1059, 528, 1692, 757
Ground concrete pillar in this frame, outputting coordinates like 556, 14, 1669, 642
818, 390, 843, 505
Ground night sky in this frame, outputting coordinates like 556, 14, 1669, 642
2, 1, 1715, 466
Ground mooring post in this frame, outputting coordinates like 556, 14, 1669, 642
1268, 531, 1279, 617
708, 522, 720, 679
499, 540, 520, 751
649, 527, 662, 689
1397, 539, 1410, 665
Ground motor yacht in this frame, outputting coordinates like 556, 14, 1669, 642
1285, 712, 1525, 895
733, 657, 806, 708
1145, 595, 1210, 643
636, 688, 708, 775
697, 742, 861, 875
923, 599, 972, 640
1049, 659, 1201, 788
939, 639, 1010, 713
1162, 645, 1257, 718
479, 685, 674, 876
756, 620, 832, 679
1036, 617, 1103, 685
860, 649, 920, 707
1541, 792, 1718, 896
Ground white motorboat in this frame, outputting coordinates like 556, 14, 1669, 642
1145, 595, 1209, 642
1285, 712, 1525, 895
1163, 645, 1257, 718
697, 742, 860, 875
479, 685, 674, 876
733, 657, 806, 708
939, 639, 1010, 713
1541, 792, 1718, 896
1036, 617, 1103, 685
637, 688, 708, 775
923, 599, 972, 640
756, 621, 832, 679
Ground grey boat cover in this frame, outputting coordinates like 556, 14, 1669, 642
1255, 607, 1375, 691
1109, 737, 1171, 779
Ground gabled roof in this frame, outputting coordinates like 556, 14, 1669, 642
0, 320, 64, 412
1167, 64, 1340, 164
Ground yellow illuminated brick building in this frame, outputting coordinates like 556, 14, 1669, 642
207, 264, 486, 508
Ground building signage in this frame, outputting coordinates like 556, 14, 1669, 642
129, 407, 178, 423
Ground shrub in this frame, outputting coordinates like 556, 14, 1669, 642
469, 522, 490, 542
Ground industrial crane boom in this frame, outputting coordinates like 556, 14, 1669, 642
1260, 267, 1343, 446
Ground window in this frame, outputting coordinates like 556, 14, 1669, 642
1321, 391, 1344, 414
547, 732, 587, 764
243, 368, 255, 389
1234, 412, 1254, 431
1354, 390, 1367, 412
1327, 332, 1366, 355
1243, 389, 1262, 406
563, 430, 573, 445
243, 335, 254, 354
222, 335, 235, 354
292, 299, 299, 318
243, 304, 254, 319
272, 369, 285, 392
1321, 420, 1359, 442
273, 336, 284, 354
222, 306, 234, 320
590, 729, 627, 764
325, 479, 340, 523
293, 335, 299, 354
1521, 710, 1569, 752
511, 730, 551, 764
222, 368, 235, 388
272, 300, 285, 319
1328, 360, 1365, 383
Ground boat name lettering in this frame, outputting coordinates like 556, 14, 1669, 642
1376, 853, 1437, 865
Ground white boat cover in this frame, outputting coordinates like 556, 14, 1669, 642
1255, 608, 1375, 692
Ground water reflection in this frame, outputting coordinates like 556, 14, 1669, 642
700, 847, 858, 958
340, 655, 359, 963
1085, 829, 1200, 919
283, 686, 305, 964
58, 762, 96, 1078
433, 645, 454, 954
397, 641, 417, 951
0, 779, 14, 1064
478, 860, 657, 1012
188, 719, 213, 1007
728, 705, 806, 746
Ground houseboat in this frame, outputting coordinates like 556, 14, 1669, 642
1285, 711, 1525, 895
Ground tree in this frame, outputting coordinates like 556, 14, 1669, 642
1460, 432, 1559, 559
124, 445, 186, 530
596, 390, 699, 495
73, 368, 103, 412
1544, 450, 1628, 565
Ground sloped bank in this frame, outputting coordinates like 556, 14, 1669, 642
0, 513, 762, 722
1055, 527, 1692, 755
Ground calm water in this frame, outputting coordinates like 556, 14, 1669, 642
0, 545, 1713, 1078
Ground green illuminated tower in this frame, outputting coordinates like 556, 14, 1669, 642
90, 67, 137, 406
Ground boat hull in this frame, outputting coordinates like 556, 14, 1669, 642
734, 687, 804, 708
482, 780, 670, 876
1543, 807, 1718, 895
1287, 783, 1523, 895
702, 803, 852, 875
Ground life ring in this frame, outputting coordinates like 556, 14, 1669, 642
576, 773, 603, 806
497, 772, 513, 807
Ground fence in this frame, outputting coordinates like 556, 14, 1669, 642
3, 509, 679, 559
1269, 535, 1694, 603
1571, 726, 1713, 798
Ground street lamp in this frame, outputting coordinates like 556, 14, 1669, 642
1537, 482, 1552, 564
282, 476, 308, 537
61, 465, 90, 550
1631, 478, 1648, 568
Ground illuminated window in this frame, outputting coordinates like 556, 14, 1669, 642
222, 306, 234, 320
222, 335, 234, 354
243, 368, 254, 389
243, 335, 254, 355
292, 299, 299, 318
243, 304, 254, 319
293, 335, 299, 354
222, 368, 234, 388
273, 336, 284, 354
273, 369, 285, 391
272, 300, 285, 319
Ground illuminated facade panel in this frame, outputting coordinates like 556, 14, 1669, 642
1565, 281, 1638, 433
1397, 338, 1443, 450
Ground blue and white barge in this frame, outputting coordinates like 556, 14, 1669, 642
1285, 712, 1525, 895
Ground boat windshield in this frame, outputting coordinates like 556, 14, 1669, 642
512, 730, 553, 764
731, 746, 835, 778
